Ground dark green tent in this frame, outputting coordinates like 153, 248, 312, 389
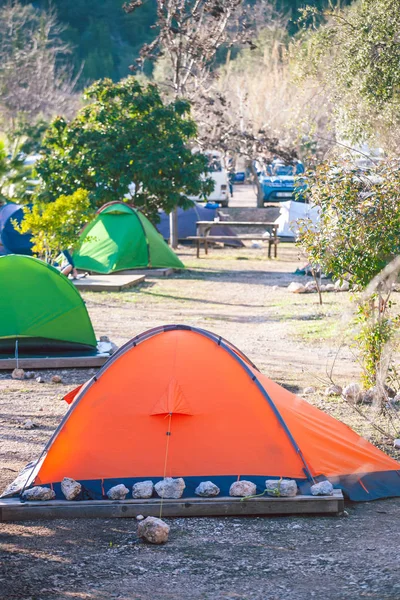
73, 202, 184, 274
0, 255, 97, 354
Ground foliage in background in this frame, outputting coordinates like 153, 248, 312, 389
297, 161, 400, 390
11, 0, 347, 86
36, 77, 213, 222
15, 189, 94, 263
0, 2, 79, 131
0, 138, 37, 204
293, 0, 400, 153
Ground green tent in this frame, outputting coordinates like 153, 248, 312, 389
73, 202, 184, 274
0, 255, 97, 354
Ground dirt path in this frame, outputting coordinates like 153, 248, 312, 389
1, 244, 399, 600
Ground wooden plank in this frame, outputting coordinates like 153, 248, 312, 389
74, 274, 145, 292
0, 491, 344, 521
117, 268, 176, 278
0, 354, 109, 370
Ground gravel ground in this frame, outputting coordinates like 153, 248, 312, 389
1, 243, 399, 600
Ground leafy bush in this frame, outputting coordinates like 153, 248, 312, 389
298, 161, 400, 389
16, 189, 94, 263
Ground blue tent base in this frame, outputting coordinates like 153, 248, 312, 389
8, 471, 400, 503
0, 349, 110, 370
0, 490, 345, 521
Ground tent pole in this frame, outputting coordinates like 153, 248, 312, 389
169, 208, 178, 249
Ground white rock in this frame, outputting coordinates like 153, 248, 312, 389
195, 481, 220, 497
155, 477, 185, 499
325, 283, 335, 292
138, 516, 170, 544
324, 385, 342, 397
319, 285, 327, 292
265, 479, 298, 497
305, 281, 317, 291
310, 481, 334, 496
229, 480, 257, 497
272, 285, 279, 291
136, 514, 145, 521
303, 386, 316, 395
22, 419, 36, 430
107, 484, 129, 500
35, 376, 44, 383
394, 439, 400, 450
132, 480, 154, 499
288, 282, 306, 294
25, 371, 35, 379
343, 383, 362, 403
341, 281, 350, 291
61, 477, 82, 500
22, 486, 55, 501
393, 393, 400, 404
11, 368, 25, 380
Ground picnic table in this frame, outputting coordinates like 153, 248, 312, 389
188, 220, 279, 258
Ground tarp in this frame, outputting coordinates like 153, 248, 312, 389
0, 203, 32, 255
157, 203, 243, 246
0, 255, 97, 354
73, 202, 184, 273
275, 201, 320, 238
16, 325, 400, 502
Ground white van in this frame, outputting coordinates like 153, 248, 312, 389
191, 151, 230, 207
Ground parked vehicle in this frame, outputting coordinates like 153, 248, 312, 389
191, 152, 230, 207
260, 159, 307, 203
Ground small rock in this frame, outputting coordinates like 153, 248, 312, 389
272, 285, 279, 291
362, 387, 380, 404
319, 285, 327, 292
22, 419, 36, 430
343, 383, 362, 403
305, 281, 317, 292
195, 481, 220, 497
394, 439, 400, 450
51, 375, 62, 384
288, 282, 306, 294
107, 484, 129, 500
24, 371, 35, 379
61, 477, 81, 500
229, 481, 257, 497
325, 385, 342, 397
303, 386, 316, 395
340, 281, 350, 291
99, 335, 110, 342
265, 479, 298, 497
35, 376, 44, 383
392, 393, 400, 404
136, 514, 145, 521
138, 516, 170, 544
155, 477, 185, 499
22, 486, 55, 501
11, 368, 25, 380
132, 480, 154, 499
325, 283, 335, 292
310, 481, 334, 496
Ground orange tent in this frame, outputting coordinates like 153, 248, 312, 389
20, 325, 400, 501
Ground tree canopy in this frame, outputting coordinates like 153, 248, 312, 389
36, 77, 213, 221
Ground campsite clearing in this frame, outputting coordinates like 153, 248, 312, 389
1, 243, 399, 600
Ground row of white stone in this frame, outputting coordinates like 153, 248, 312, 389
22, 477, 334, 501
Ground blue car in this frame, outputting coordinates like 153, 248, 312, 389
260, 160, 308, 203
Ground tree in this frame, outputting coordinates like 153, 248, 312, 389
36, 77, 213, 223
15, 188, 94, 263
292, 0, 400, 153
0, 1, 79, 130
297, 161, 400, 391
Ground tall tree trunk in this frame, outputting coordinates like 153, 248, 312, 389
250, 162, 264, 208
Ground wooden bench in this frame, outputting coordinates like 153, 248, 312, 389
187, 235, 279, 258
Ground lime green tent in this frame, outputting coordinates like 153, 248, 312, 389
0, 255, 97, 354
73, 202, 184, 274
